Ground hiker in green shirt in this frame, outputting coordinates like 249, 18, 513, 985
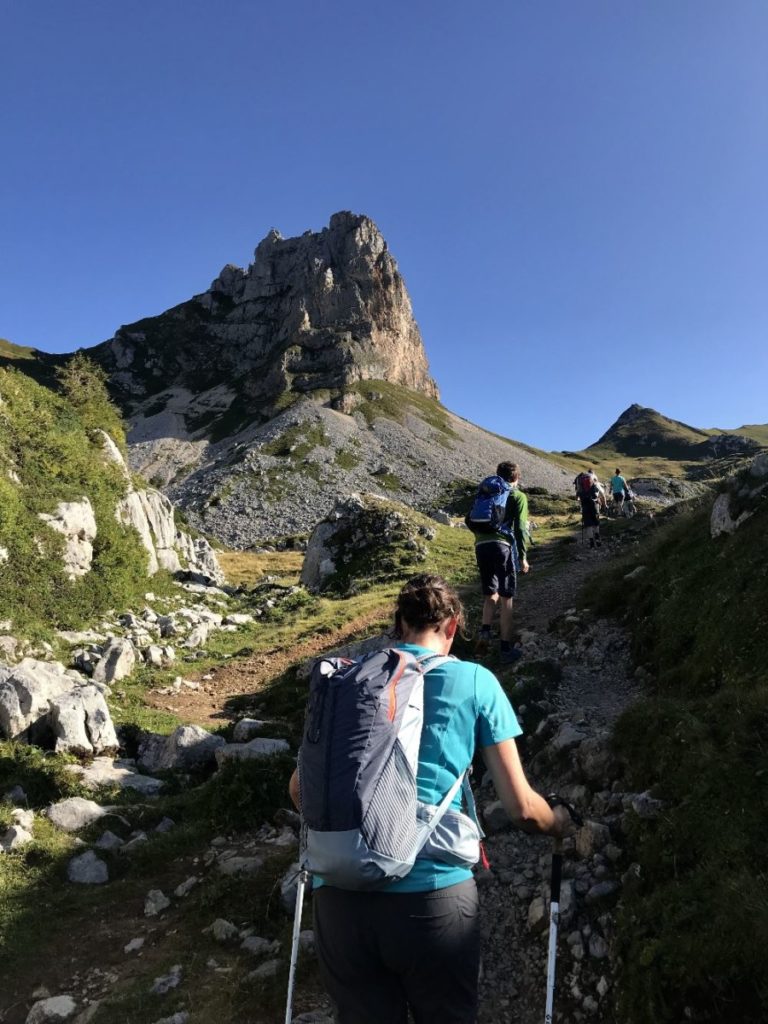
472, 461, 530, 664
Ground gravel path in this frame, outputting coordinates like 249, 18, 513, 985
475, 527, 642, 1024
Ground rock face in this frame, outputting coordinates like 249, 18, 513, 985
93, 212, 438, 415
710, 452, 768, 538
37, 499, 97, 578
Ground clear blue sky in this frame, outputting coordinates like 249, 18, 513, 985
1, 1, 766, 450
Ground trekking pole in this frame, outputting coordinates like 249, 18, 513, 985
285, 869, 310, 1024
544, 839, 563, 1024
544, 798, 583, 1024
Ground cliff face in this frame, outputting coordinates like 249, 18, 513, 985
93, 212, 438, 421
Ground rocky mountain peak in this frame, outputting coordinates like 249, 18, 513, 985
93, 211, 438, 420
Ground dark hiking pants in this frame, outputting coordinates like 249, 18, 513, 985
313, 879, 481, 1024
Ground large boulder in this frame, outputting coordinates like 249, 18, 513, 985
37, 498, 97, 579
300, 493, 430, 595
0, 660, 117, 754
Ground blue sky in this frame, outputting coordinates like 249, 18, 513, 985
1, 1, 766, 450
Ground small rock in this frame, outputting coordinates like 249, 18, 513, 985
154, 816, 176, 833
585, 881, 620, 906
209, 918, 240, 943
25, 999, 77, 1024
241, 935, 280, 958
67, 851, 108, 885
174, 876, 199, 898
95, 830, 125, 851
527, 896, 548, 933
144, 889, 171, 916
124, 937, 145, 953
152, 1015, 189, 1024
3, 784, 27, 804
45, 798, 108, 833
631, 791, 664, 819
216, 855, 264, 877
247, 958, 282, 981
150, 964, 182, 995
589, 933, 609, 959
0, 825, 33, 852
575, 821, 611, 859
11, 808, 34, 831
232, 718, 267, 743
25, 996, 77, 1024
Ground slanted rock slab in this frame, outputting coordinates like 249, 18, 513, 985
46, 797, 108, 833
215, 737, 289, 766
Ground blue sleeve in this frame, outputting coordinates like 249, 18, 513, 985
474, 665, 523, 747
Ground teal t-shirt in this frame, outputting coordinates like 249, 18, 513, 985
611, 475, 626, 495
311, 644, 522, 894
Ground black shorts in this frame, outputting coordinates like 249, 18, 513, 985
475, 540, 516, 598
612, 492, 624, 504
313, 879, 480, 1024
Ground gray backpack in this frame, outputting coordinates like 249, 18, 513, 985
298, 648, 483, 890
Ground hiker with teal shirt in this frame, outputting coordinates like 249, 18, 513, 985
466, 461, 530, 664
289, 574, 572, 1024
610, 468, 628, 514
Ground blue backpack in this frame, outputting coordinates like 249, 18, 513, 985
298, 649, 483, 890
465, 475, 511, 534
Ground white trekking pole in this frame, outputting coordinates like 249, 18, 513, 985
285, 869, 310, 1024
544, 839, 563, 1024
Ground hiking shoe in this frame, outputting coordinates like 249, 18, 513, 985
500, 645, 523, 666
475, 632, 492, 656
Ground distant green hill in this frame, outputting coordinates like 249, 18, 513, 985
559, 403, 766, 482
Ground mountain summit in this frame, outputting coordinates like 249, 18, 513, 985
591, 404, 759, 461
92, 211, 438, 430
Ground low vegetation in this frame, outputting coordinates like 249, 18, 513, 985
0, 364, 159, 635
585, 495, 768, 1024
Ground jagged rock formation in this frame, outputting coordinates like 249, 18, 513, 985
92, 211, 438, 425
710, 451, 768, 537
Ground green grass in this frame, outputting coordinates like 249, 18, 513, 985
583, 483, 768, 1023
0, 366, 161, 636
348, 379, 459, 440
262, 422, 329, 459
334, 444, 361, 470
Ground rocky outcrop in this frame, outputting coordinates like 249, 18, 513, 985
93, 212, 438, 416
0, 659, 118, 755
710, 451, 768, 538
300, 493, 434, 594
37, 499, 97, 578
102, 432, 224, 584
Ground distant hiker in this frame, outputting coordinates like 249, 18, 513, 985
575, 468, 604, 548
465, 461, 530, 664
290, 573, 573, 1024
610, 468, 628, 514
623, 485, 637, 517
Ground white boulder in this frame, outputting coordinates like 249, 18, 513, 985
25, 996, 77, 1024
92, 638, 136, 684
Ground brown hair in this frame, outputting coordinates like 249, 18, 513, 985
497, 461, 519, 482
393, 573, 465, 637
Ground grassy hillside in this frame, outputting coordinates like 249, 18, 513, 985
585, 488, 768, 1023
0, 364, 153, 635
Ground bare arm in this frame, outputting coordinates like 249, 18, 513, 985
289, 768, 301, 811
482, 739, 570, 837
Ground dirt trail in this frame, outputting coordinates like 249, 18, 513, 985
475, 530, 641, 1024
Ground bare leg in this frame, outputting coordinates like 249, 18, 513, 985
499, 596, 515, 641
482, 593, 499, 628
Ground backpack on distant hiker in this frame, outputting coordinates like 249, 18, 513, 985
575, 472, 594, 499
298, 649, 483, 891
465, 475, 511, 534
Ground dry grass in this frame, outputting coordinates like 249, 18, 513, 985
217, 550, 303, 587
